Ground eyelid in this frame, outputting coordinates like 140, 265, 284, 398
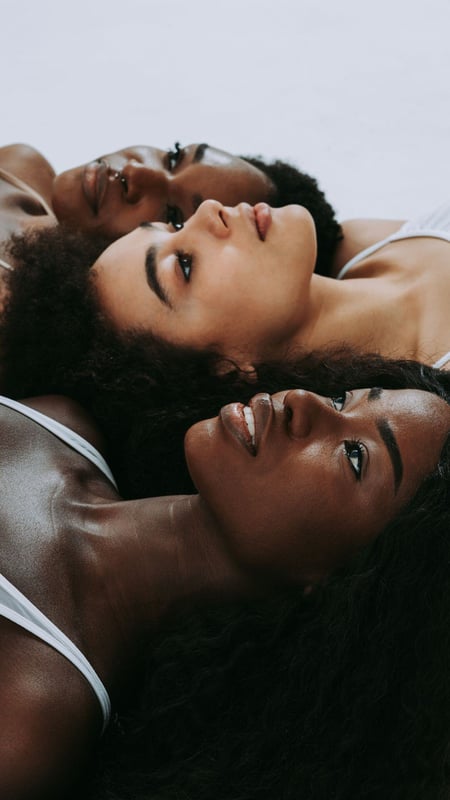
176, 250, 193, 283
344, 440, 367, 481
331, 391, 352, 411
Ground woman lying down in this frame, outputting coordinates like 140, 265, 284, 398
0, 354, 449, 800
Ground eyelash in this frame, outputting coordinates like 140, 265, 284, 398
331, 393, 347, 411
331, 392, 365, 479
176, 250, 193, 282
167, 141, 183, 171
344, 440, 364, 480
166, 205, 184, 230
165, 143, 185, 230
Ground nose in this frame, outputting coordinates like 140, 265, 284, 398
120, 161, 168, 204
283, 389, 335, 439
190, 199, 230, 239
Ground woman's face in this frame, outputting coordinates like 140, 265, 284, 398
91, 200, 317, 365
185, 387, 450, 583
52, 143, 275, 239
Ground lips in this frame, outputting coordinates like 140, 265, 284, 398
82, 159, 109, 214
253, 202, 272, 241
220, 393, 273, 456
220, 403, 256, 456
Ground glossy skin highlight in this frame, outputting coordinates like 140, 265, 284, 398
185, 387, 450, 583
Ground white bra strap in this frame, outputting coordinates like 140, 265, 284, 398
433, 352, 450, 370
0, 257, 13, 271
0, 395, 118, 490
0, 573, 111, 732
0, 166, 56, 218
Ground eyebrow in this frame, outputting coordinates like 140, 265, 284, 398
364, 387, 403, 491
368, 386, 383, 402
145, 245, 172, 309
376, 418, 404, 492
192, 143, 209, 163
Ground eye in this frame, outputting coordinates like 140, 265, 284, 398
166, 205, 184, 230
167, 141, 183, 171
344, 440, 364, 480
331, 392, 347, 411
176, 250, 193, 283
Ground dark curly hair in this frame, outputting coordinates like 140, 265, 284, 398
241, 155, 342, 276
85, 395, 450, 800
2, 225, 450, 502
3, 228, 450, 798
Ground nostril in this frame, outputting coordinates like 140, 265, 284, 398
219, 210, 227, 227
113, 170, 128, 195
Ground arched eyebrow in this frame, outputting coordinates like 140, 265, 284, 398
368, 386, 383, 402
145, 246, 172, 309
192, 143, 208, 163
377, 418, 403, 492
366, 387, 403, 491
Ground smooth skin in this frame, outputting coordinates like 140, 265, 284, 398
0, 140, 406, 274
91, 199, 450, 369
1, 386, 449, 797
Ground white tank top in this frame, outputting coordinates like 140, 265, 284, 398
0, 395, 116, 732
336, 201, 450, 370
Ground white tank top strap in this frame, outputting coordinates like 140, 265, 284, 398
336, 237, 393, 279
0, 256, 13, 272
433, 352, 450, 370
0, 395, 118, 490
337, 200, 450, 280
0, 166, 56, 218
399, 200, 450, 237
0, 572, 111, 732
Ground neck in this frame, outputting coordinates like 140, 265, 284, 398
284, 273, 421, 361
93, 493, 251, 640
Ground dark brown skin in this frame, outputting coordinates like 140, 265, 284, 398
0, 141, 406, 275
1, 387, 449, 798
0, 395, 247, 799
0, 145, 57, 308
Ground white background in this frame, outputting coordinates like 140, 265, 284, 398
2, 0, 450, 219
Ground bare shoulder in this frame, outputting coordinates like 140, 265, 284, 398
331, 218, 405, 277
20, 394, 107, 456
0, 144, 55, 204
0, 634, 98, 799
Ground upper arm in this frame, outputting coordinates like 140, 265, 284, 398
0, 144, 55, 206
331, 218, 406, 277
0, 635, 100, 800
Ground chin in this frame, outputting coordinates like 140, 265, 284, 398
184, 417, 217, 479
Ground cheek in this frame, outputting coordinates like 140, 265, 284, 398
129, 197, 162, 224
211, 468, 315, 570
52, 172, 80, 216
